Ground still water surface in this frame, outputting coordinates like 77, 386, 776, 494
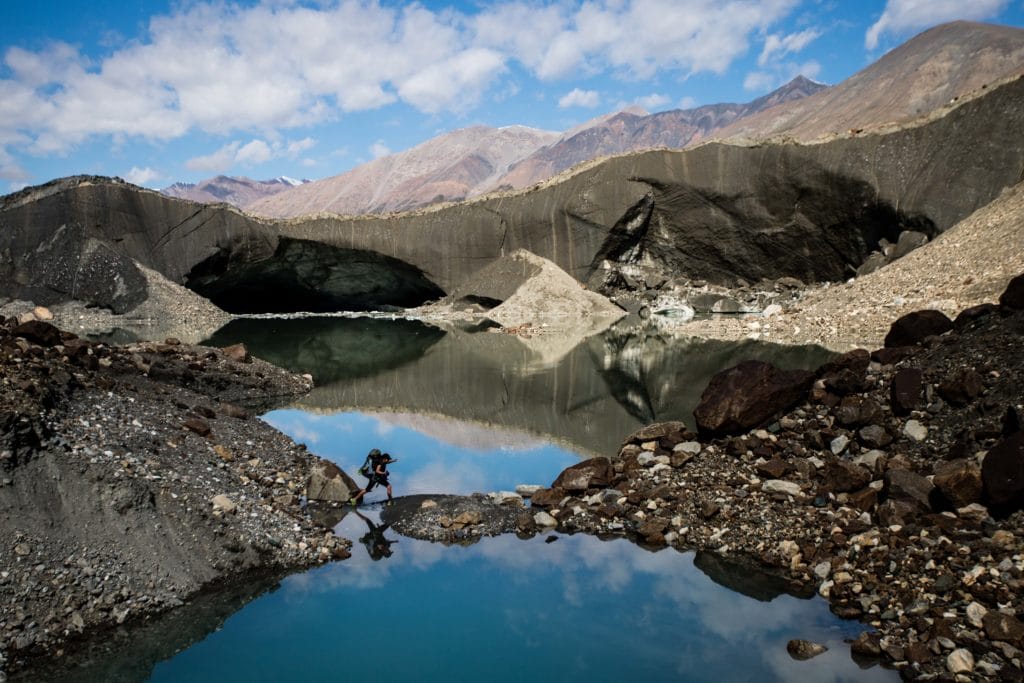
54, 316, 895, 681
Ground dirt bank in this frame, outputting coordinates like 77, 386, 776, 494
0, 318, 350, 679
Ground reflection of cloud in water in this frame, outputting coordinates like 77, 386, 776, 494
278, 532, 891, 681
372, 411, 546, 452
403, 460, 489, 496
261, 413, 328, 445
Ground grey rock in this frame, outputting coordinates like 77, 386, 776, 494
762, 480, 802, 497
903, 420, 928, 442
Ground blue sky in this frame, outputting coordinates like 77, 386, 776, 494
1, 0, 1022, 192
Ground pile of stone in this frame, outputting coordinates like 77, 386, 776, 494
514, 273, 1024, 679
0, 317, 351, 678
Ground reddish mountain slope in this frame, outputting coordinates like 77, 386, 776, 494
718, 21, 1024, 141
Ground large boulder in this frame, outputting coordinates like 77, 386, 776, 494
694, 361, 814, 437
933, 459, 983, 509
1000, 273, 1024, 310
552, 457, 613, 492
884, 310, 954, 347
890, 368, 923, 416
982, 432, 1024, 514
306, 460, 359, 502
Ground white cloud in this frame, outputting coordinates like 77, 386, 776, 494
758, 28, 821, 66
185, 141, 241, 173
124, 166, 162, 186
235, 139, 273, 165
369, 141, 391, 159
286, 137, 316, 157
558, 88, 600, 109
866, 0, 1009, 49
678, 96, 698, 110
635, 93, 670, 110
0, 0, 808, 160
522, 0, 802, 80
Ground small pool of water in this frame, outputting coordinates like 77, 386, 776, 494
106, 316, 891, 682
147, 521, 893, 682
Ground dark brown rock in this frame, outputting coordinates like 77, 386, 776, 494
756, 457, 789, 479
835, 396, 882, 428
1004, 406, 1022, 437
552, 457, 612, 492
954, 303, 998, 328
851, 631, 882, 657
999, 272, 1024, 309
786, 639, 828, 660
529, 487, 566, 507
694, 361, 814, 437
221, 343, 251, 363
857, 424, 893, 449
884, 309, 954, 347
932, 459, 983, 509
817, 349, 870, 395
981, 431, 1024, 513
982, 611, 1024, 646
12, 320, 64, 347
847, 487, 878, 512
622, 421, 692, 445
885, 468, 935, 511
877, 498, 923, 527
637, 517, 668, 544
824, 458, 872, 493
183, 417, 212, 437
871, 346, 916, 365
937, 368, 984, 407
890, 367, 923, 416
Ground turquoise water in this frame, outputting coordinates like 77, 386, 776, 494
127, 317, 893, 682
147, 521, 892, 682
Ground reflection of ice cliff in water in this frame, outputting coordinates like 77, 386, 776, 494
205, 318, 834, 456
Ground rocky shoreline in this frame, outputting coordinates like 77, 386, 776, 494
2, 273, 1022, 680
393, 274, 1024, 680
0, 317, 351, 680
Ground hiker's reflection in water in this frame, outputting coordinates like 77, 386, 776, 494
353, 509, 397, 560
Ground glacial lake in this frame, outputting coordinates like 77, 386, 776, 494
45, 316, 897, 681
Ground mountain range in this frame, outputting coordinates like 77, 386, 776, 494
162, 20, 1024, 219
162, 175, 307, 207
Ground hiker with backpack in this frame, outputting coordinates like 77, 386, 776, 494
350, 448, 398, 506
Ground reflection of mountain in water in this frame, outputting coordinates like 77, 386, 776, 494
589, 328, 836, 427
205, 317, 834, 457
205, 316, 446, 384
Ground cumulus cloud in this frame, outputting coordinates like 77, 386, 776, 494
369, 140, 391, 159
235, 139, 273, 165
286, 137, 316, 158
185, 141, 242, 173
0, 0, 808, 161
185, 136, 319, 173
558, 88, 600, 108
123, 166, 162, 186
635, 93, 670, 110
865, 0, 1009, 50
758, 28, 821, 66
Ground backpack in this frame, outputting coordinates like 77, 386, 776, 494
359, 449, 381, 477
